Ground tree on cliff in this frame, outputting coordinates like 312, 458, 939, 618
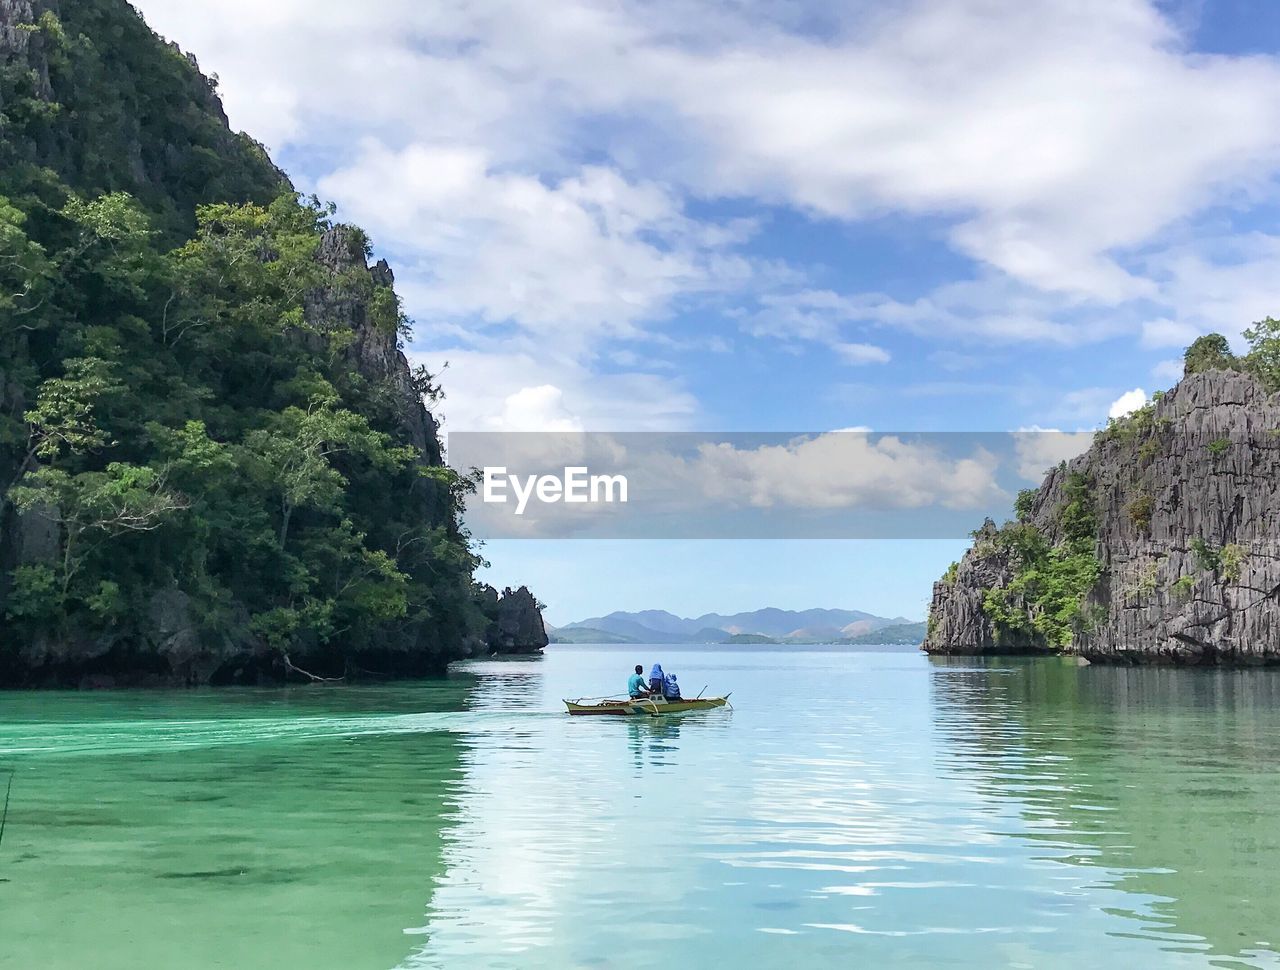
1180, 323, 1280, 391
1242, 317, 1280, 391
1183, 334, 1235, 376
0, 3, 501, 683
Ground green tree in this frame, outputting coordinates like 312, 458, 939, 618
10, 463, 188, 601
1183, 333, 1236, 376
245, 401, 414, 550
1243, 317, 1280, 391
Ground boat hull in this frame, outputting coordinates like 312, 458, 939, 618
564, 696, 728, 716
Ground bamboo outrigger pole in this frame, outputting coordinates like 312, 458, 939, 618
0, 768, 14, 849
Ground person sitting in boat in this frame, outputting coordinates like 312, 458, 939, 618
649, 663, 666, 695
627, 664, 651, 699
662, 672, 682, 700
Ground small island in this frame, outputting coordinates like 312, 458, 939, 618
926, 333, 1280, 665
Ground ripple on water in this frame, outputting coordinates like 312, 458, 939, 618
4, 649, 1280, 970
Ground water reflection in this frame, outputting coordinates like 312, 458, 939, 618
627, 717, 684, 773
14, 649, 1271, 969
400, 647, 1280, 969
930, 656, 1280, 967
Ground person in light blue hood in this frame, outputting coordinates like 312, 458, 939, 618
648, 663, 665, 695
663, 672, 681, 700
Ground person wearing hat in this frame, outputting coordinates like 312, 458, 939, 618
662, 672, 682, 700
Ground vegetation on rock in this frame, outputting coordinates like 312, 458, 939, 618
1180, 321, 1280, 391
0, 1, 516, 683
928, 322, 1280, 664
979, 473, 1103, 649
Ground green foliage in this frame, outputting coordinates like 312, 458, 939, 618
4, 564, 62, 622
0, 1, 490, 676
1207, 438, 1230, 455
1187, 539, 1246, 583
1185, 315, 1280, 392
1126, 493, 1154, 533
1190, 536, 1220, 573
21, 357, 122, 461
942, 561, 959, 585
411, 363, 448, 407
1243, 317, 1280, 391
0, 2, 284, 238
1014, 488, 1036, 522
983, 586, 1034, 641
1183, 333, 1237, 376
1171, 574, 1196, 600
1220, 544, 1247, 584
1058, 472, 1097, 545
86, 580, 126, 620
1098, 402, 1161, 445
1136, 559, 1160, 597
992, 521, 1050, 561
0, 188, 485, 666
978, 473, 1103, 649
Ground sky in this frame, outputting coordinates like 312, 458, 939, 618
132, 0, 1280, 624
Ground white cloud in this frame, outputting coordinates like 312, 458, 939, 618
318, 142, 753, 350
832, 274, 1132, 346
678, 433, 1004, 511
1151, 358, 1183, 383
129, 0, 1280, 419
1143, 232, 1280, 349
834, 343, 891, 365
412, 348, 698, 432
137, 0, 1280, 303
1012, 427, 1095, 482
1108, 387, 1149, 418
682, 2, 1280, 300
1141, 318, 1201, 348
494, 385, 583, 433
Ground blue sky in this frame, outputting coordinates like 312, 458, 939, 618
135, 0, 1280, 623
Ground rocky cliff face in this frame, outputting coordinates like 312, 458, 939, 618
0, 0, 549, 686
480, 585, 550, 655
1, 0, 286, 230
308, 227, 443, 465
926, 370, 1280, 664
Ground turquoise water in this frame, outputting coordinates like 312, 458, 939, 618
3, 645, 1280, 969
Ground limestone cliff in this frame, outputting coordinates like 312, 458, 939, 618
925, 370, 1280, 664
0, 0, 549, 685
480, 585, 550, 655
0, 0, 287, 232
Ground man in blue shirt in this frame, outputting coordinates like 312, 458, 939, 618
627, 664, 651, 698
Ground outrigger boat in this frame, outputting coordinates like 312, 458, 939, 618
564, 694, 730, 716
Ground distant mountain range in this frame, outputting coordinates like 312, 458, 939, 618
551, 608, 923, 645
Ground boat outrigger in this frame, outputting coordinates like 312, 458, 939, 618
564, 694, 731, 716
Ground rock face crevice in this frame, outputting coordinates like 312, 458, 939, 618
925, 370, 1280, 665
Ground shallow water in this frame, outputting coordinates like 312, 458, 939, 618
2, 645, 1279, 969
